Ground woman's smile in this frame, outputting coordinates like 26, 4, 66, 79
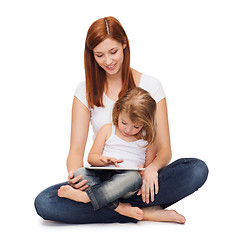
105, 63, 117, 70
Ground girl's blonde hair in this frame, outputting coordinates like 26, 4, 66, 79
112, 87, 157, 147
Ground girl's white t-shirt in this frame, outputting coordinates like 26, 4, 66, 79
101, 124, 148, 168
74, 73, 166, 140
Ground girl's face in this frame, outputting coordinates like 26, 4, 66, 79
118, 111, 143, 137
93, 38, 126, 77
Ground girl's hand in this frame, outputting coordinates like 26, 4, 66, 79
137, 165, 159, 204
99, 156, 124, 167
68, 171, 88, 190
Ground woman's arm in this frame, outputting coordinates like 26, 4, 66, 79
140, 98, 172, 203
148, 98, 172, 169
67, 96, 90, 173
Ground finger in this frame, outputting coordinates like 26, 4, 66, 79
68, 175, 79, 185
99, 159, 105, 163
137, 165, 144, 176
106, 158, 115, 165
137, 189, 142, 196
155, 178, 159, 194
79, 184, 89, 191
74, 179, 88, 189
71, 175, 83, 184
68, 171, 74, 179
145, 183, 150, 204
117, 159, 124, 163
73, 175, 83, 184
141, 184, 146, 202
112, 159, 123, 167
150, 184, 155, 202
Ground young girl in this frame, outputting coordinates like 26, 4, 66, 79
58, 87, 158, 220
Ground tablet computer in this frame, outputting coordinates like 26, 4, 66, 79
85, 166, 145, 171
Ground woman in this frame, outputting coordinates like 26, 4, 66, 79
34, 16, 208, 224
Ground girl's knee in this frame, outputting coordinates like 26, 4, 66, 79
74, 167, 88, 178
128, 171, 142, 187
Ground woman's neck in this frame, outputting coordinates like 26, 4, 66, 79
105, 71, 123, 101
106, 69, 122, 84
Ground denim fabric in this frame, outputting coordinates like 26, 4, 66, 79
34, 158, 209, 224
73, 168, 142, 210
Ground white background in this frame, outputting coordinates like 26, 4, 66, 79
1, 0, 239, 239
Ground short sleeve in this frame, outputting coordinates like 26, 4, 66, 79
74, 81, 89, 109
139, 74, 166, 103
153, 79, 166, 103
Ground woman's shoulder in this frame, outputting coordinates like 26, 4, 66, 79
75, 81, 86, 95
139, 73, 166, 103
141, 73, 162, 87
74, 81, 89, 109
132, 68, 163, 89
132, 68, 142, 86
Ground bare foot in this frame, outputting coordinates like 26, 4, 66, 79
115, 202, 143, 220
57, 185, 90, 203
142, 206, 186, 224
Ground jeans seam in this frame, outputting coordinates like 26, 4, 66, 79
85, 188, 99, 211
107, 200, 119, 210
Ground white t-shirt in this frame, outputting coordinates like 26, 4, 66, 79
74, 73, 165, 139
101, 124, 148, 168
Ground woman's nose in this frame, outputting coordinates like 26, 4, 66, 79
104, 55, 112, 65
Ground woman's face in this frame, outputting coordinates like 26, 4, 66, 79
93, 38, 126, 77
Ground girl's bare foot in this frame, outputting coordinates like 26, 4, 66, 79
142, 206, 186, 224
115, 202, 143, 220
58, 185, 90, 203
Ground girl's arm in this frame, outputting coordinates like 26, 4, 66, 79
88, 124, 124, 167
88, 124, 110, 166
67, 97, 90, 173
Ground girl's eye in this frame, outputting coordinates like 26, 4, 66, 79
122, 121, 127, 125
134, 126, 140, 129
96, 54, 103, 58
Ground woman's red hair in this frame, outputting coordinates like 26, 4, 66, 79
84, 16, 136, 108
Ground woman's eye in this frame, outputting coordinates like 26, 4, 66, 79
122, 121, 127, 125
110, 50, 118, 54
96, 54, 103, 58
134, 126, 140, 129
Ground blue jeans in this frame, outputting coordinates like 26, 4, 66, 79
74, 168, 142, 210
34, 158, 208, 224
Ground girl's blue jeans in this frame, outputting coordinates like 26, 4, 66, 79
34, 158, 208, 224
73, 168, 142, 211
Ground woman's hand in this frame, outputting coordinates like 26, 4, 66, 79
68, 171, 89, 190
137, 165, 159, 204
99, 156, 124, 167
